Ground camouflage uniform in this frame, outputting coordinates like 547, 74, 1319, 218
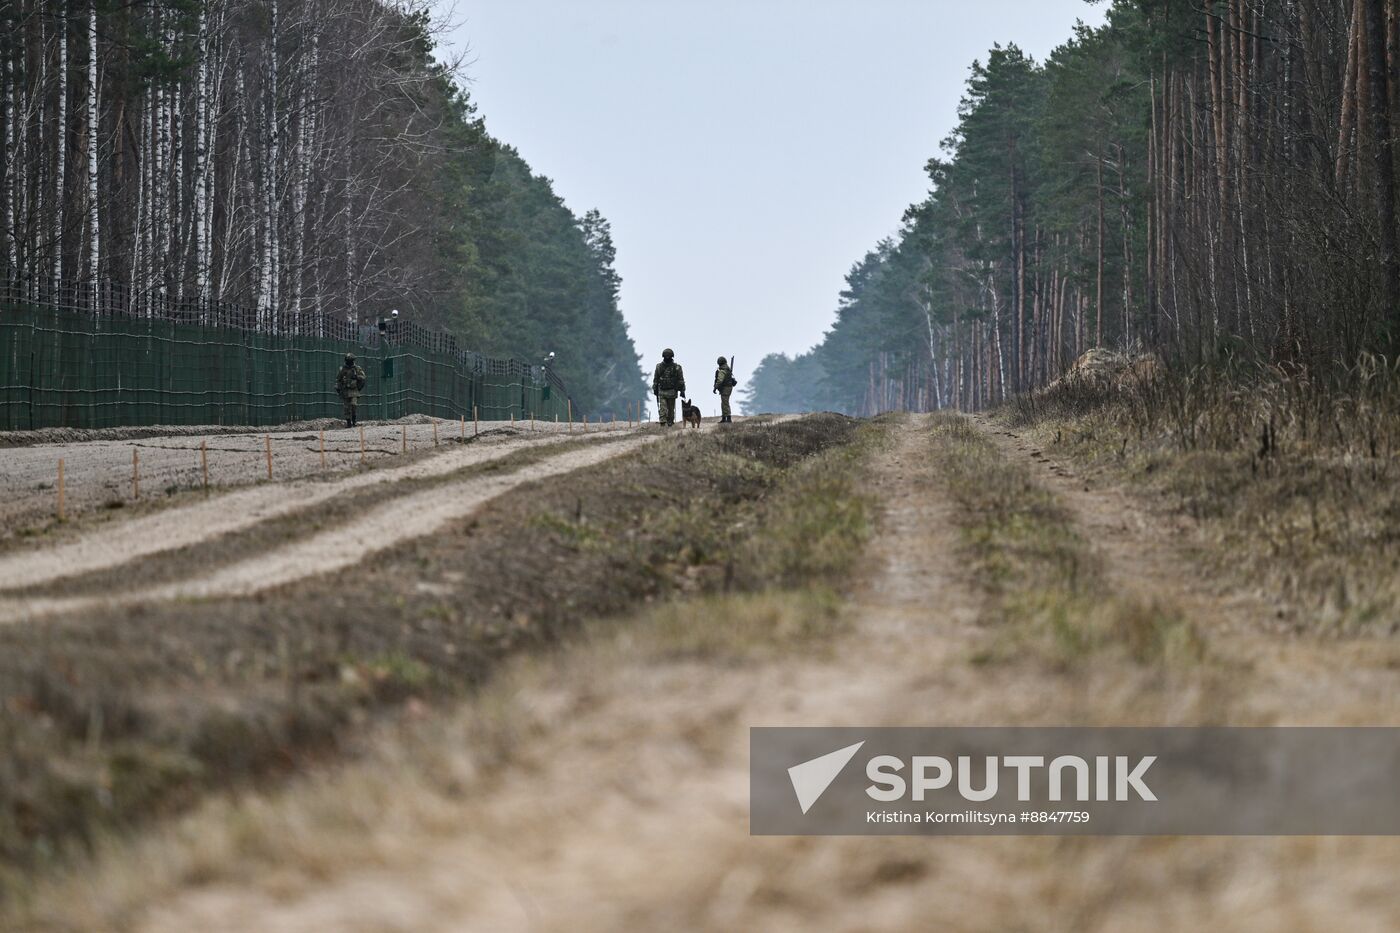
652, 351, 685, 426
336, 356, 367, 427
713, 357, 735, 423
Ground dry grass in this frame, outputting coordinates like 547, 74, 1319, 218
925, 414, 1203, 668
1007, 358, 1400, 634
8, 586, 858, 932
0, 414, 887, 922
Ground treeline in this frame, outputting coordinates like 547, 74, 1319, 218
750, 0, 1400, 414
0, 0, 645, 414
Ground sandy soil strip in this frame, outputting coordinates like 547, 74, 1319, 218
127, 414, 1400, 932
0, 417, 640, 531
0, 434, 663, 624
0, 428, 637, 594
133, 414, 993, 932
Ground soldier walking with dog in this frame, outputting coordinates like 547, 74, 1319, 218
336, 353, 367, 428
652, 348, 685, 426
713, 355, 736, 423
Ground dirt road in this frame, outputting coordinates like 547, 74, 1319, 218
25, 413, 1400, 931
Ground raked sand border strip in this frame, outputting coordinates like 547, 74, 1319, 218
0, 430, 632, 594
0, 434, 662, 625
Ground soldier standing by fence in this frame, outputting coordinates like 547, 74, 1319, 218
336, 353, 367, 428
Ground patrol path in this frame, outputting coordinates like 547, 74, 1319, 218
0, 428, 666, 624
128, 414, 991, 932
117, 413, 1400, 932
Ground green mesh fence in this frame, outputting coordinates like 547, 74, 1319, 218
0, 284, 570, 431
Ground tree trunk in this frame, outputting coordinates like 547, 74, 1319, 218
53, 0, 68, 286
85, 0, 100, 282
1096, 146, 1105, 347
1365, 0, 1400, 332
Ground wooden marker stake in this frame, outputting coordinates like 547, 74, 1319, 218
319, 431, 326, 469
460, 415, 465, 439
433, 421, 439, 446
360, 426, 366, 464
402, 425, 408, 453
567, 399, 573, 433
201, 439, 210, 489
265, 435, 273, 479
56, 459, 65, 521
132, 448, 140, 499
473, 405, 479, 436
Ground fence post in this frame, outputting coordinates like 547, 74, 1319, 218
132, 448, 140, 499
266, 435, 273, 479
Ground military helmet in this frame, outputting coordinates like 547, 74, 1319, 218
717, 356, 728, 366
662, 348, 674, 359
344, 353, 356, 363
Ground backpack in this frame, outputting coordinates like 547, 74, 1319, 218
656, 361, 681, 391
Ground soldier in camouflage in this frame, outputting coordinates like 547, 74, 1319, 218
651, 348, 685, 426
336, 353, 367, 428
713, 355, 736, 423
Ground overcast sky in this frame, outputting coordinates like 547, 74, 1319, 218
439, 0, 1106, 409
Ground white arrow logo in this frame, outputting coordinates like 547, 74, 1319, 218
787, 741, 865, 814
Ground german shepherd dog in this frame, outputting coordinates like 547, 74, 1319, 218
680, 398, 702, 428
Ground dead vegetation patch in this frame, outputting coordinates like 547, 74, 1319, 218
1007, 357, 1400, 634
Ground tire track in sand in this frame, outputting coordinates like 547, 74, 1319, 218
0, 430, 636, 595
0, 434, 662, 624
